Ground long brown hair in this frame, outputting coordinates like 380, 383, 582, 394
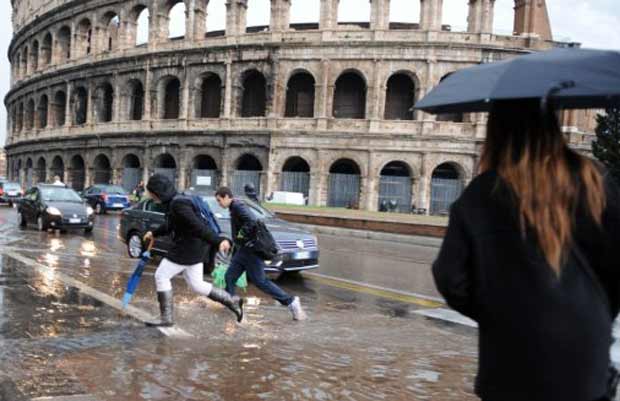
479, 101, 605, 273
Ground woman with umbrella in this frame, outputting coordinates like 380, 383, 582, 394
423, 48, 620, 401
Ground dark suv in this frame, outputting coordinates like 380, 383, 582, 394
118, 194, 320, 275
82, 184, 131, 214
0, 182, 23, 206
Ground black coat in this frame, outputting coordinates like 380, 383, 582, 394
433, 170, 620, 401
153, 195, 224, 265
229, 199, 257, 247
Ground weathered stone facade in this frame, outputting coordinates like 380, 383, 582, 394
5, 0, 595, 213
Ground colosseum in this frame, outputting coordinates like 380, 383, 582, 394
5, 0, 598, 214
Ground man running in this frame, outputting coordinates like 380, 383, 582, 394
215, 186, 306, 321
143, 174, 243, 327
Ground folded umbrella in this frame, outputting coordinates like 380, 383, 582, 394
415, 48, 620, 114
122, 238, 154, 308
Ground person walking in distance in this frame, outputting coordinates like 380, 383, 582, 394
143, 174, 244, 327
215, 186, 307, 321
432, 100, 620, 401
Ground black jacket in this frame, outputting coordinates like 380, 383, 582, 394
433, 170, 620, 401
152, 195, 223, 265
229, 199, 257, 247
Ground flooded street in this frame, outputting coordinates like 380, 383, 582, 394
0, 206, 479, 401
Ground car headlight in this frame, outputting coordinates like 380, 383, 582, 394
46, 207, 62, 216
86, 206, 94, 215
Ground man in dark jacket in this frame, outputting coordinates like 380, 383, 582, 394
215, 186, 306, 321
143, 174, 244, 327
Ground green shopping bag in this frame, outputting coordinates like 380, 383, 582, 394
211, 263, 247, 291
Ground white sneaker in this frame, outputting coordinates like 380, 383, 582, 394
288, 296, 307, 321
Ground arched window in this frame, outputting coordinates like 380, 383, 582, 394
232, 154, 263, 198
285, 72, 315, 118
338, 0, 370, 28
128, 80, 145, 121
93, 154, 112, 184
384, 73, 415, 120
37, 95, 49, 129
31, 40, 39, 72
22, 46, 29, 77
168, 2, 187, 38
290, 0, 320, 27
103, 12, 121, 51
442, 0, 469, 32
16, 103, 24, 132
153, 153, 177, 184
73, 87, 89, 125
241, 70, 267, 117
281, 157, 311, 196
76, 19, 93, 56
191, 155, 218, 188
134, 6, 150, 45
389, 0, 420, 29
36, 157, 47, 183
379, 161, 412, 213
435, 73, 464, 122
53, 91, 67, 127
246, 0, 271, 32
122, 154, 142, 191
198, 74, 222, 118
25, 100, 35, 130
333, 72, 366, 119
206, 0, 227, 35
51, 156, 65, 181
41, 33, 53, 67
161, 77, 181, 119
430, 163, 464, 215
328, 159, 361, 208
95, 83, 114, 123
57, 26, 72, 61
70, 155, 86, 191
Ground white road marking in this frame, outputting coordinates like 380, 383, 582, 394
413, 308, 478, 328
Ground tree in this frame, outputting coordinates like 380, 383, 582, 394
592, 107, 620, 185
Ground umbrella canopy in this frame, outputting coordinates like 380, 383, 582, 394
415, 48, 620, 114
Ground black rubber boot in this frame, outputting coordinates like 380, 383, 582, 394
208, 287, 244, 322
146, 290, 174, 327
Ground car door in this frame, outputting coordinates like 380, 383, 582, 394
142, 200, 170, 253
83, 187, 96, 207
22, 188, 38, 220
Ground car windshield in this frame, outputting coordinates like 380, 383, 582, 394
40, 187, 83, 202
100, 185, 127, 195
4, 183, 21, 191
203, 196, 273, 220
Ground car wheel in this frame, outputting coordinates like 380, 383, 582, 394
17, 210, 26, 228
127, 232, 144, 258
37, 215, 48, 232
84, 227, 93, 234
95, 203, 103, 215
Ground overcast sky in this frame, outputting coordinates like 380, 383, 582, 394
1, 0, 619, 146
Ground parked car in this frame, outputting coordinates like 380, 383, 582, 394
118, 193, 320, 275
82, 184, 131, 214
17, 184, 95, 233
0, 182, 24, 207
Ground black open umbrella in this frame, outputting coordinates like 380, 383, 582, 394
415, 48, 620, 114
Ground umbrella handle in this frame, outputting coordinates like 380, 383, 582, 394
146, 237, 155, 252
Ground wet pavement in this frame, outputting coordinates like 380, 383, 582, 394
0, 206, 480, 400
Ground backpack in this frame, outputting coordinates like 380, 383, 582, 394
247, 219, 280, 260
181, 194, 222, 235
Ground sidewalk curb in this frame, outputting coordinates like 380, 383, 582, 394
300, 224, 444, 248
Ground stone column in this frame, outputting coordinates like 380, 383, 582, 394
64, 84, 73, 127
270, 0, 291, 32
181, 65, 190, 121
226, 0, 248, 36
185, 0, 196, 42
223, 60, 233, 117
468, 0, 495, 33
370, 0, 390, 31
319, 0, 339, 30
420, 0, 443, 31
143, 61, 153, 120
194, 0, 207, 41
113, 75, 121, 122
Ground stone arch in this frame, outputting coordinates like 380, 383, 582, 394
69, 154, 86, 190
53, 90, 67, 127
93, 154, 112, 184
435, 73, 465, 122
195, 73, 223, 118
333, 70, 367, 119
232, 153, 263, 198
158, 75, 182, 119
25, 158, 34, 188
76, 18, 94, 57
72, 86, 89, 125
41, 32, 53, 68
121, 153, 143, 191
95, 82, 115, 123
22, 45, 29, 77
389, 0, 420, 26
429, 161, 466, 215
384, 72, 417, 120
285, 71, 315, 118
16, 102, 24, 132
123, 79, 145, 121
241, 69, 267, 117
50, 155, 65, 182
131, 5, 151, 46
167, 1, 187, 39
190, 154, 219, 188
36, 94, 49, 129
36, 156, 47, 183
338, 0, 370, 26
25, 99, 35, 130
152, 152, 178, 184
378, 160, 414, 213
101, 10, 121, 52
56, 26, 72, 62
328, 158, 362, 208
30, 40, 39, 72
206, 0, 227, 35
280, 156, 311, 196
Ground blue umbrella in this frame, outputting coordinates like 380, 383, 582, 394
122, 238, 154, 308
415, 48, 620, 114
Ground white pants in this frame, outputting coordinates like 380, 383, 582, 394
155, 258, 213, 296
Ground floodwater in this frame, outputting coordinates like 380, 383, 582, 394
0, 207, 479, 401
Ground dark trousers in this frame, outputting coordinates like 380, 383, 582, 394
225, 246, 294, 306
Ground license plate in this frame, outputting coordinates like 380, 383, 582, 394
113, 203, 124, 208
293, 251, 311, 260
7, 192, 16, 196
69, 218, 81, 224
